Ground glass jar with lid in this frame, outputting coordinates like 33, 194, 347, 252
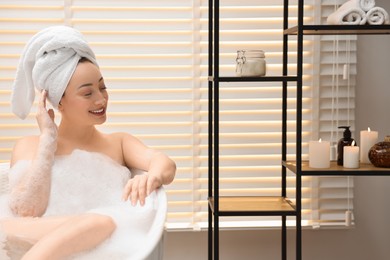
236, 50, 266, 77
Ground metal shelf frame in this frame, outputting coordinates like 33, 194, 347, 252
207, 0, 299, 259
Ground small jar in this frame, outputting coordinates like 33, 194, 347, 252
236, 50, 266, 77
369, 135, 390, 168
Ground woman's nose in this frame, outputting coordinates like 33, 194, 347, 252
94, 94, 107, 106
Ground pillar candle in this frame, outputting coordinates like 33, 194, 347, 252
309, 139, 330, 168
360, 127, 378, 164
343, 141, 359, 168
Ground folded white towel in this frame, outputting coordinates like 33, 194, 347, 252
366, 6, 390, 24
11, 26, 98, 119
359, 0, 376, 12
327, 0, 367, 25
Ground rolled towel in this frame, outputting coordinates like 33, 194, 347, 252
327, 0, 367, 25
11, 26, 98, 119
366, 6, 390, 25
359, 0, 376, 12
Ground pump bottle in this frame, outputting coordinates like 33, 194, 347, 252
337, 126, 356, 166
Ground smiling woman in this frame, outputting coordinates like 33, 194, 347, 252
0, 25, 176, 259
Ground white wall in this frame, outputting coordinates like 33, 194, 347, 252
163, 0, 390, 259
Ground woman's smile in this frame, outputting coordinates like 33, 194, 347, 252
89, 107, 106, 116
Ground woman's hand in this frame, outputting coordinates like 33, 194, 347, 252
37, 90, 58, 136
122, 173, 163, 206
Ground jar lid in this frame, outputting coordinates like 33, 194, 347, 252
237, 49, 265, 58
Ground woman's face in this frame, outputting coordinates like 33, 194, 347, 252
59, 60, 108, 125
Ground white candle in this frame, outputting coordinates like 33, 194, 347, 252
343, 141, 359, 168
309, 139, 330, 168
360, 127, 378, 164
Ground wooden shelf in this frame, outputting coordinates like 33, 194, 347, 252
208, 196, 296, 216
208, 76, 297, 82
284, 24, 390, 35
283, 160, 390, 176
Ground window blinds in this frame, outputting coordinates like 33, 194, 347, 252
309, 0, 356, 227
0, 0, 354, 230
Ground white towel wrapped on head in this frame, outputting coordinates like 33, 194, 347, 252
11, 26, 98, 120
366, 6, 390, 24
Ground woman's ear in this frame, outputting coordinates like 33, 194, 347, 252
58, 93, 65, 111
58, 100, 64, 111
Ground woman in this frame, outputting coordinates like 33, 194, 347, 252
0, 26, 176, 259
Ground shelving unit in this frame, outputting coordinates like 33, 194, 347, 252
208, 1, 390, 260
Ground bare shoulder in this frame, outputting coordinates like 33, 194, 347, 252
10, 135, 40, 165
109, 132, 144, 146
110, 132, 150, 170
100, 132, 145, 165
109, 131, 148, 152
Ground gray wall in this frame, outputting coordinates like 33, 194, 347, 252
163, 0, 390, 258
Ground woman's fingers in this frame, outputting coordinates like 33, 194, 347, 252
37, 90, 47, 117
47, 108, 55, 121
38, 90, 49, 114
129, 176, 140, 206
36, 90, 58, 134
137, 175, 147, 206
122, 174, 161, 206
122, 176, 141, 206
40, 90, 48, 106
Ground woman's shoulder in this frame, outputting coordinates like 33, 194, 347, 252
96, 132, 137, 165
106, 132, 150, 169
108, 132, 138, 143
109, 132, 147, 151
13, 135, 40, 151
105, 131, 142, 152
11, 135, 40, 164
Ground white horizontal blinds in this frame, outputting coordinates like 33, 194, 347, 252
0, 0, 65, 162
319, 1, 356, 142
69, 0, 197, 229
308, 1, 356, 227
196, 0, 315, 228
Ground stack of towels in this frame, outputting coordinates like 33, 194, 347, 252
327, 0, 390, 25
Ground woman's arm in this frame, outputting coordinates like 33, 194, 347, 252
9, 91, 57, 217
121, 133, 176, 206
